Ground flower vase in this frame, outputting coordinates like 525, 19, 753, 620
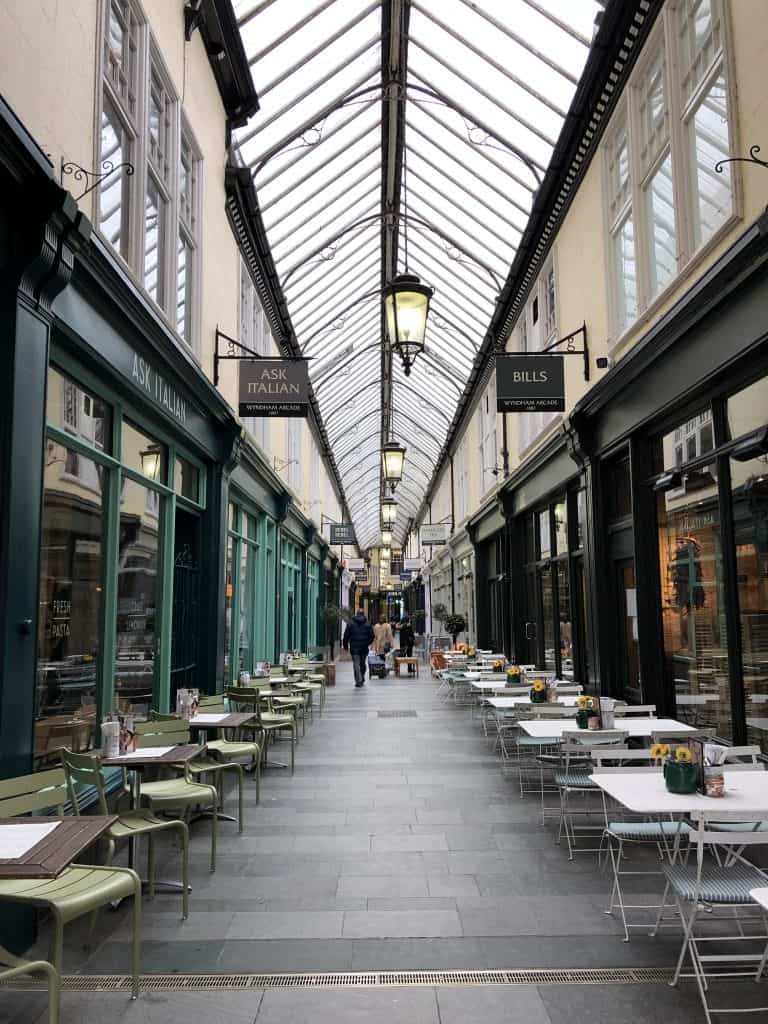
530, 688, 548, 704
575, 709, 590, 729
663, 761, 699, 794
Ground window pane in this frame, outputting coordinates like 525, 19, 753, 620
224, 536, 234, 681
115, 476, 160, 713
679, 0, 722, 103
657, 480, 732, 740
645, 154, 677, 297
105, 0, 139, 121
238, 541, 253, 674
558, 562, 574, 680
553, 500, 568, 556
538, 510, 551, 559
606, 456, 632, 521
144, 175, 166, 305
660, 408, 713, 470
122, 420, 165, 483
99, 96, 132, 260
576, 489, 587, 550
176, 232, 193, 342
540, 568, 556, 673
727, 377, 768, 440
730, 458, 768, 754
36, 443, 104, 766
46, 367, 112, 454
614, 214, 637, 332
689, 74, 732, 248
174, 454, 200, 502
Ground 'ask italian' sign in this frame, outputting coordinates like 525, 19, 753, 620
239, 360, 309, 417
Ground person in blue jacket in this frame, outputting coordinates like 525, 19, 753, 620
342, 606, 375, 687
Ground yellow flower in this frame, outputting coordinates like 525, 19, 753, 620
509, 666, 521, 675
650, 743, 670, 761
533, 679, 546, 692
674, 746, 692, 763
577, 695, 592, 709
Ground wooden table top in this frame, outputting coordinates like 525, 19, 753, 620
0, 815, 116, 878
102, 743, 204, 767
189, 713, 256, 729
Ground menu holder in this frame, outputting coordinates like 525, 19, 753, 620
688, 738, 706, 794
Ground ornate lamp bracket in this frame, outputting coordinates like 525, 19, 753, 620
61, 158, 134, 201
715, 145, 768, 174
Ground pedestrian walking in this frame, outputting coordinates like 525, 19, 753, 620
372, 614, 394, 656
342, 606, 375, 687
399, 616, 416, 673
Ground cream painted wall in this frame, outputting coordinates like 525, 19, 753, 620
0, 1, 97, 176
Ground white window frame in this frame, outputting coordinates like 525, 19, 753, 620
603, 0, 740, 345
479, 373, 498, 497
176, 115, 202, 348
516, 257, 561, 456
95, 0, 203, 353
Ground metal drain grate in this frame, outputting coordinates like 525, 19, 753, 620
377, 710, 418, 718
2, 967, 675, 992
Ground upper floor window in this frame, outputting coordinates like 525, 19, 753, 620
479, 374, 498, 496
514, 259, 560, 454
97, 0, 202, 351
604, 0, 734, 341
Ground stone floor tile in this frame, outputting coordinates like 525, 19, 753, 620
350, 937, 488, 971
337, 875, 429, 899
436, 985, 552, 1024
216, 939, 355, 973
254, 986, 439, 1024
370, 833, 449, 853
341, 909, 463, 939
538, 982, 710, 1023
226, 911, 345, 940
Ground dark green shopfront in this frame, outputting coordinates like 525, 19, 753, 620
0, 103, 336, 784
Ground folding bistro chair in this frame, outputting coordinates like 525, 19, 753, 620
0, 949, 59, 1024
554, 734, 629, 860
662, 816, 768, 1024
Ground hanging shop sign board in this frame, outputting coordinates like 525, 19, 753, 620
496, 354, 565, 413
239, 360, 309, 417
330, 523, 356, 545
399, 572, 413, 582
346, 557, 365, 571
404, 558, 421, 571
421, 523, 448, 546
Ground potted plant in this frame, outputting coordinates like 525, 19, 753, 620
651, 743, 698, 793
493, 660, 507, 675
443, 613, 467, 648
575, 694, 597, 729
530, 678, 548, 703
432, 603, 448, 635
411, 609, 425, 633
505, 664, 520, 681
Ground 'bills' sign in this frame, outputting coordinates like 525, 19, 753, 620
496, 354, 565, 413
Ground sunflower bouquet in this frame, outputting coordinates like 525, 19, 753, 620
575, 694, 598, 729
529, 677, 548, 704
503, 663, 519, 680
651, 743, 698, 794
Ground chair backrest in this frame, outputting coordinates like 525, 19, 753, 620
135, 717, 191, 746
225, 687, 263, 720
0, 768, 68, 817
592, 747, 658, 769
531, 705, 578, 718
198, 694, 226, 711
61, 748, 109, 815
614, 704, 657, 716
269, 667, 285, 677
651, 729, 711, 743
722, 745, 762, 764
562, 735, 628, 770
431, 652, 447, 671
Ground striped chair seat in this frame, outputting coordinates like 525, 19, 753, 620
554, 770, 595, 788
607, 820, 693, 841
707, 820, 768, 833
518, 735, 558, 747
663, 862, 768, 903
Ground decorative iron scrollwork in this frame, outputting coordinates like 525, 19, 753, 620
61, 158, 135, 201
715, 144, 768, 174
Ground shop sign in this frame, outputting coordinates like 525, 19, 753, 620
496, 354, 565, 412
404, 557, 420, 571
131, 353, 190, 425
346, 557, 365, 571
239, 360, 309, 417
330, 523, 356, 545
421, 523, 448, 546
399, 572, 412, 581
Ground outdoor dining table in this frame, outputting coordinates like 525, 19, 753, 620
518, 717, 695, 740
0, 816, 116, 878
487, 695, 581, 708
591, 769, 768, 816
189, 712, 257, 730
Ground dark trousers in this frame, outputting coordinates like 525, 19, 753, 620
404, 644, 415, 672
351, 652, 367, 685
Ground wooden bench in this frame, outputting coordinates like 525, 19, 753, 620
395, 657, 419, 677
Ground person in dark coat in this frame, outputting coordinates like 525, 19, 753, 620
342, 607, 375, 687
399, 616, 416, 673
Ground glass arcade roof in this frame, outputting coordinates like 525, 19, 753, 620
233, 0, 601, 551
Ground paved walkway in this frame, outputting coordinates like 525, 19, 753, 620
5, 660, 727, 1022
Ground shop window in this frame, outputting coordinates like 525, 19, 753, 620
729, 456, 768, 754
122, 420, 165, 483
115, 476, 160, 713
606, 455, 632, 521
224, 536, 233, 677
656, 472, 732, 741
727, 378, 768, 440
553, 500, 568, 556
603, 0, 734, 338
538, 509, 551, 559
36, 443, 105, 767
47, 368, 112, 456
576, 489, 587, 550
174, 454, 200, 503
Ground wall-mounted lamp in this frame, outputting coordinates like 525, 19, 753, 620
140, 445, 162, 482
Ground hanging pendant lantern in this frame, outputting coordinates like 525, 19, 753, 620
383, 273, 433, 377
381, 440, 406, 490
380, 496, 398, 527
381, 529, 393, 546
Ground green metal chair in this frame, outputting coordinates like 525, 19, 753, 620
146, 714, 245, 832
131, 719, 219, 871
225, 687, 296, 774
61, 748, 189, 919
0, 769, 142, 999
0, 947, 59, 1024
197, 694, 262, 804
